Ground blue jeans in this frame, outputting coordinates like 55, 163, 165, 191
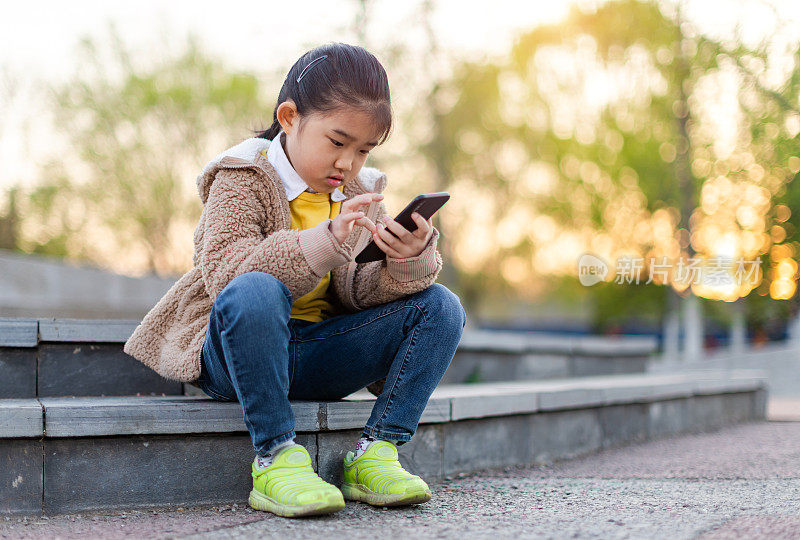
196, 271, 467, 457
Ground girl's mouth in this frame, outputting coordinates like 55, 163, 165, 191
326, 177, 343, 187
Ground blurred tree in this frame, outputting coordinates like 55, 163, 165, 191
0, 187, 19, 251
0, 67, 22, 252
737, 24, 800, 324
428, 0, 798, 332
17, 27, 269, 276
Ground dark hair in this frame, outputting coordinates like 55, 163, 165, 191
255, 43, 393, 144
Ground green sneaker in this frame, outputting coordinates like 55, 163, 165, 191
341, 440, 432, 506
248, 444, 345, 517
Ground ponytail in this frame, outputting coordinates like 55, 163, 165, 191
253, 42, 392, 144
255, 117, 282, 141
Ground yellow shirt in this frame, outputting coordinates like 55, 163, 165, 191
288, 191, 342, 322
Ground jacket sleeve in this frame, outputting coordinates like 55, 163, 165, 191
200, 168, 352, 302
333, 199, 443, 311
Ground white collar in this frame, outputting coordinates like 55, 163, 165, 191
266, 130, 347, 202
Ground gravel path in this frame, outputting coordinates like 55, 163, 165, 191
2, 421, 799, 539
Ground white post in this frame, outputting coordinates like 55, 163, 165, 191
787, 307, 800, 348
662, 287, 681, 367
730, 297, 746, 355
682, 292, 703, 363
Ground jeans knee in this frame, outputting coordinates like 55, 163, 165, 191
217, 271, 292, 317
420, 283, 467, 332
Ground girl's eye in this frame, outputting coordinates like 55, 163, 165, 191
330, 138, 369, 155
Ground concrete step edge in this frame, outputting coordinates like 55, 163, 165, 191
0, 318, 658, 356
0, 371, 767, 438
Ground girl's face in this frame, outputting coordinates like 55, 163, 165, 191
277, 101, 382, 194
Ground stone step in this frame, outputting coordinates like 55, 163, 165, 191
0, 318, 658, 398
0, 318, 181, 398
0, 370, 767, 515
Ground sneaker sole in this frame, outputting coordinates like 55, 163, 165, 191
340, 482, 432, 506
248, 488, 345, 518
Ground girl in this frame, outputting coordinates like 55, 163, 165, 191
124, 42, 466, 518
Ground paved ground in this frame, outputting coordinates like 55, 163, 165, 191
2, 421, 799, 539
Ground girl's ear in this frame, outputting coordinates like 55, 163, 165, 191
276, 100, 299, 134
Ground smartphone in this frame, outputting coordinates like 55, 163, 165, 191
355, 192, 450, 263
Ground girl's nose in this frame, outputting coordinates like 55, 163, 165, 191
335, 154, 353, 171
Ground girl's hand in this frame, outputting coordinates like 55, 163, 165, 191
372, 212, 434, 259
330, 193, 383, 244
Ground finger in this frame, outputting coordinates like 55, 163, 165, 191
342, 193, 384, 213
372, 227, 404, 258
410, 212, 430, 239
338, 211, 365, 224
353, 216, 377, 234
376, 222, 405, 251
380, 215, 414, 242
346, 193, 380, 209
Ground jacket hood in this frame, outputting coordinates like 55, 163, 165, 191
196, 137, 387, 204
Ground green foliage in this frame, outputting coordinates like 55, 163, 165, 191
21, 28, 270, 275
427, 0, 800, 329
0, 187, 20, 251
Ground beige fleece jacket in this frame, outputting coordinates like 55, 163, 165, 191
123, 138, 442, 382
